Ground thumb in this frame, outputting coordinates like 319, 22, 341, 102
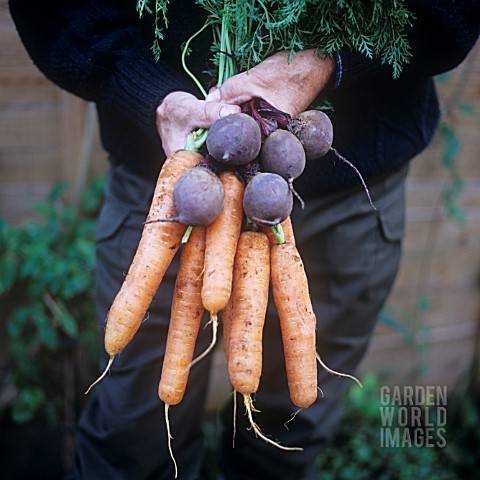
206, 75, 254, 106
199, 100, 240, 126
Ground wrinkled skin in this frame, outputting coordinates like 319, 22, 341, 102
206, 50, 335, 118
156, 50, 334, 153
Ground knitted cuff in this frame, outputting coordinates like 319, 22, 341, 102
333, 52, 344, 89
335, 49, 392, 88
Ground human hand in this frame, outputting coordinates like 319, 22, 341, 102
156, 91, 240, 155
205, 50, 335, 118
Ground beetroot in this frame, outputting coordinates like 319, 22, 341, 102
289, 110, 333, 160
243, 172, 293, 227
144, 167, 225, 226
260, 129, 307, 209
171, 167, 225, 226
260, 129, 306, 182
207, 113, 262, 165
138, 167, 226, 227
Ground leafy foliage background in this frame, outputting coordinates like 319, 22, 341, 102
0, 178, 104, 424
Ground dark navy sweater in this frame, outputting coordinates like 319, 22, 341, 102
9, 0, 480, 198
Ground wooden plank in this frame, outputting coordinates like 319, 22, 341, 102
0, 110, 58, 148
0, 148, 60, 184
0, 1, 107, 213
394, 247, 480, 292
0, 183, 52, 224
359, 334, 474, 389
386, 289, 480, 330
58, 92, 88, 189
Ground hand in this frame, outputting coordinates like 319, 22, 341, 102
206, 50, 335, 118
156, 91, 240, 155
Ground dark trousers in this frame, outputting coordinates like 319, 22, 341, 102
70, 163, 407, 480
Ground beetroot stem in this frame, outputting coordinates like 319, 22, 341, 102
182, 225, 193, 244
271, 224, 285, 245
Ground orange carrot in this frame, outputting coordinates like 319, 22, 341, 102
158, 226, 207, 406
270, 241, 318, 409
221, 292, 233, 362
226, 231, 301, 452
227, 231, 270, 395
194, 170, 244, 364
202, 170, 244, 314
158, 225, 206, 479
265, 219, 362, 391
86, 150, 202, 393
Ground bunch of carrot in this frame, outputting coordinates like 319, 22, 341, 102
86, 114, 363, 477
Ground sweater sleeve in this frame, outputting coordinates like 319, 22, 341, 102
337, 0, 480, 87
8, 0, 193, 136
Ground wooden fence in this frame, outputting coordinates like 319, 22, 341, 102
360, 45, 480, 390
0, 1, 107, 223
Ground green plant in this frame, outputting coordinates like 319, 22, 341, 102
0, 177, 105, 424
435, 70, 476, 225
138, 0, 413, 78
439, 377, 480, 479
316, 374, 459, 480
197, 374, 479, 479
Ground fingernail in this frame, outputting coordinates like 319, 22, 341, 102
219, 106, 239, 117
206, 89, 221, 102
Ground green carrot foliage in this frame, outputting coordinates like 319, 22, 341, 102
137, 0, 414, 78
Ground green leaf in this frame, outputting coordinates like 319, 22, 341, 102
416, 295, 431, 313
47, 181, 69, 203
3, 177, 103, 424
32, 201, 56, 219
0, 254, 18, 294
455, 102, 475, 115
55, 299, 79, 337
142, 0, 413, 78
11, 387, 45, 424
378, 308, 412, 341
7, 307, 29, 339
36, 310, 59, 349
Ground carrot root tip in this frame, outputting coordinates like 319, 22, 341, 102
317, 386, 325, 398
85, 356, 114, 395
232, 389, 237, 448
316, 352, 363, 388
165, 403, 178, 479
189, 313, 218, 368
283, 409, 302, 430
242, 393, 303, 452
